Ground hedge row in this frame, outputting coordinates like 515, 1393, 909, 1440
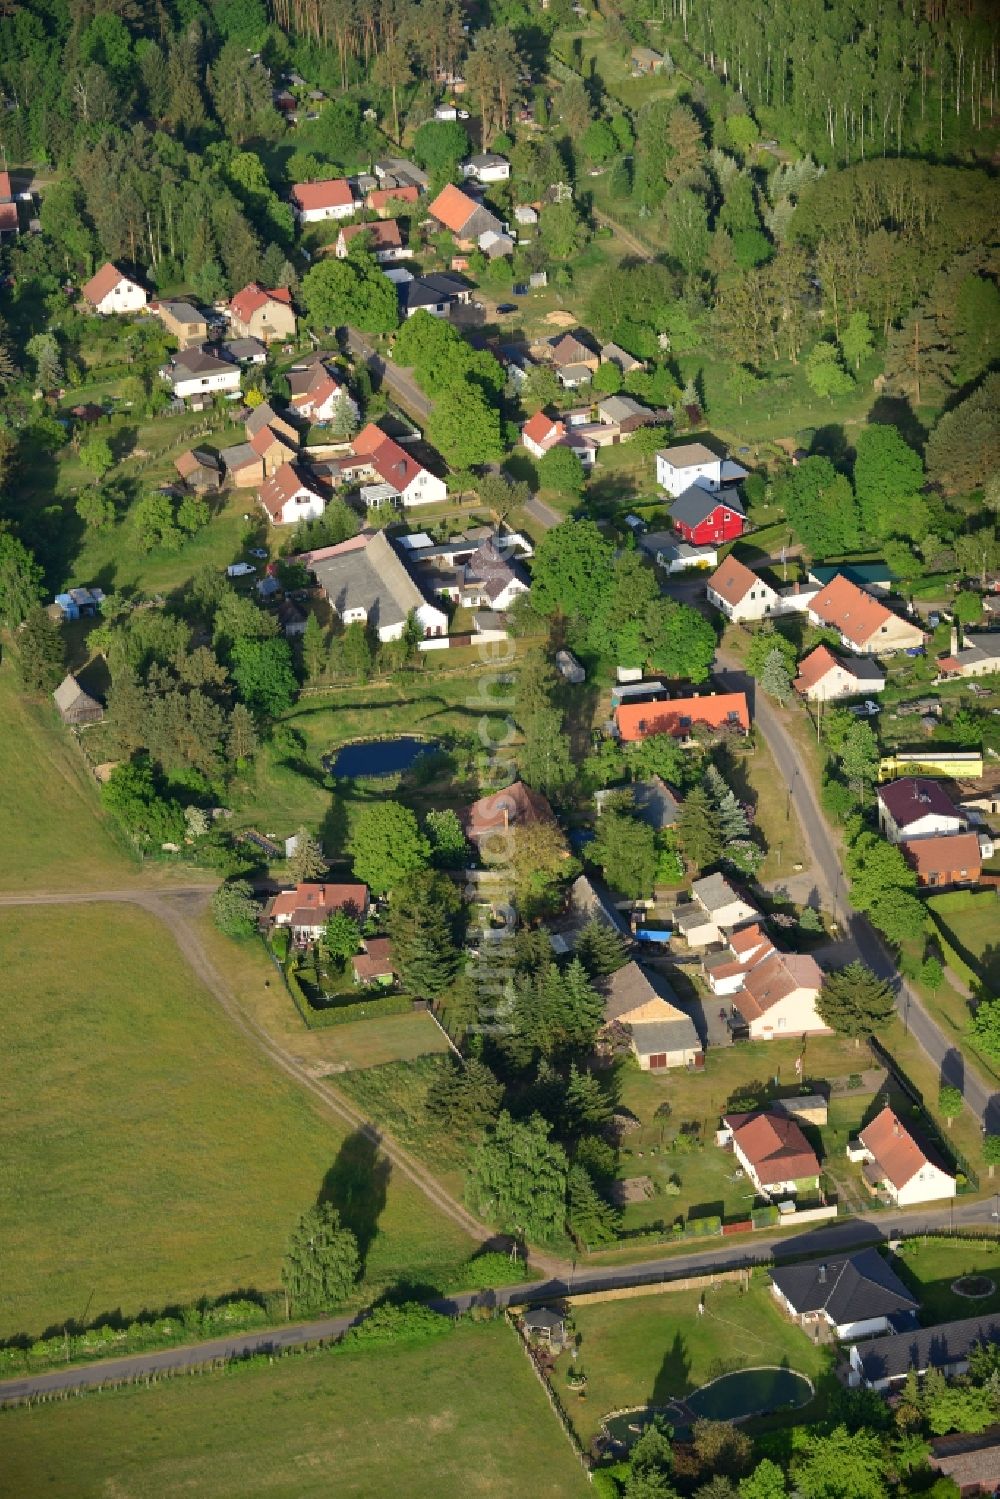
307, 992, 413, 1027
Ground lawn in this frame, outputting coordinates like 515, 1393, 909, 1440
0, 903, 474, 1342
928, 891, 1000, 1001
890, 1237, 1000, 1323
0, 1320, 590, 1499
337, 1055, 469, 1200
0, 663, 131, 892
561, 1277, 832, 1445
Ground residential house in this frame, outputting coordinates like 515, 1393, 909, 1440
276, 598, 307, 638
290, 178, 356, 222
795, 644, 887, 702
655, 440, 749, 498
0, 170, 18, 238
351, 422, 447, 507
808, 562, 895, 596
300, 529, 448, 642
552, 873, 631, 955
770, 1248, 918, 1341
702, 921, 776, 996
396, 271, 473, 318
427, 182, 505, 249
603, 961, 702, 1070
373, 158, 428, 192
596, 394, 655, 436
670, 484, 746, 545
849, 1313, 1000, 1390
258, 462, 326, 526
457, 537, 530, 611
52, 587, 105, 621
335, 220, 408, 263
366, 184, 420, 215
851, 1105, 957, 1207
600, 342, 644, 376
549, 329, 601, 373
219, 441, 266, 488
900, 831, 982, 889
352, 936, 396, 986
639, 532, 719, 575
731, 952, 828, 1040
462, 780, 554, 848
673, 872, 759, 947
719, 1110, 820, 1198
288, 363, 358, 426
461, 152, 511, 183
52, 673, 103, 725
174, 448, 223, 492
224, 337, 267, 366
615, 692, 750, 743
927, 1433, 1000, 1494
520, 410, 595, 467
937, 630, 1000, 680
228, 283, 296, 343
808, 574, 925, 656
877, 778, 966, 843
166, 346, 242, 404
707, 558, 780, 622
81, 263, 147, 315
246, 402, 300, 475
155, 300, 209, 347
267, 881, 369, 941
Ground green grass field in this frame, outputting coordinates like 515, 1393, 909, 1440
0, 1320, 589, 1499
929, 893, 1000, 999
0, 903, 474, 1342
562, 1278, 831, 1444
0, 663, 132, 892
891, 1238, 1000, 1323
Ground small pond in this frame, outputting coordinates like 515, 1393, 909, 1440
326, 737, 439, 779
686, 1366, 813, 1423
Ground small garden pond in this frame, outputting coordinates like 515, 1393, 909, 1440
686, 1366, 814, 1422
326, 737, 439, 779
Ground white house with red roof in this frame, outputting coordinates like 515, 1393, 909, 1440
808, 575, 924, 656
719, 1111, 820, 1197
258, 462, 326, 526
794, 645, 886, 703
522, 410, 566, 459
877, 778, 966, 843
288, 362, 358, 426
351, 422, 446, 508
228, 283, 296, 343
731, 952, 828, 1040
81, 263, 148, 315
267, 882, 369, 941
702, 922, 776, 996
706, 558, 780, 622
290, 178, 356, 223
335, 220, 409, 263
851, 1106, 956, 1207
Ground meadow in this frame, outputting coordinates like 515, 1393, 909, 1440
0, 902, 474, 1343
0, 1321, 590, 1499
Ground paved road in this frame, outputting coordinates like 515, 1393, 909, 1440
346, 327, 431, 423
716, 658, 1000, 1133
2, 1198, 995, 1405
523, 494, 563, 531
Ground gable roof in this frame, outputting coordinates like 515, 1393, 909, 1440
464, 537, 527, 603
691, 871, 747, 915
734, 951, 823, 1022
708, 557, 766, 607
230, 283, 293, 322
901, 831, 981, 878
463, 780, 554, 841
670, 483, 744, 529
855, 1313, 1000, 1384
352, 936, 395, 981
603, 962, 697, 1051
249, 422, 298, 459
366, 184, 420, 212
562, 874, 630, 940
174, 447, 222, 478
258, 462, 323, 521
52, 673, 102, 716
550, 330, 599, 365
658, 441, 720, 469
245, 401, 297, 441
302, 529, 432, 632
809, 574, 899, 647
859, 1106, 950, 1190
522, 410, 563, 447
339, 219, 402, 253
291, 178, 354, 212
723, 1111, 819, 1185
878, 777, 960, 827
170, 346, 235, 379
352, 424, 431, 496
615, 693, 750, 742
270, 881, 368, 925
81, 262, 136, 305
770, 1248, 918, 1324
428, 182, 480, 233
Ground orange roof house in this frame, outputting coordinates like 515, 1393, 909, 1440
856, 1106, 956, 1206
462, 781, 554, 845
268, 881, 369, 938
367, 184, 421, 215
81, 262, 148, 314
229, 283, 296, 342
722, 1111, 820, 1193
899, 831, 981, 888
427, 183, 504, 246
616, 693, 749, 742
808, 575, 924, 656
290, 178, 355, 221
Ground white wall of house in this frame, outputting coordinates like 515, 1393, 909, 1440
270, 488, 326, 526
173, 370, 242, 401
707, 580, 779, 622
399, 469, 448, 506
297, 201, 355, 223
879, 805, 964, 843
635, 1043, 699, 1071
802, 665, 887, 702
656, 456, 722, 497
892, 1162, 957, 1207
95, 279, 147, 314
748, 988, 827, 1041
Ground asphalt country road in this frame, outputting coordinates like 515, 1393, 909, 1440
716, 659, 1000, 1134
1, 1198, 995, 1405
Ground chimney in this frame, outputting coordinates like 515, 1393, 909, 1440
950, 624, 959, 657
818, 1263, 827, 1285
893, 1117, 901, 1136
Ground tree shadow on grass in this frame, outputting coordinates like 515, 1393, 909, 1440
316, 1128, 391, 1275
651, 1329, 693, 1404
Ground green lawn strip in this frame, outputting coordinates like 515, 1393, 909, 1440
0, 903, 474, 1343
0, 1320, 590, 1499
561, 1278, 832, 1446
879, 1018, 991, 1183
890, 1237, 1000, 1323
0, 663, 132, 891
337, 1056, 469, 1202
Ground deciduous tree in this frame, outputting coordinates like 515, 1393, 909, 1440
281, 1203, 360, 1313
351, 802, 430, 895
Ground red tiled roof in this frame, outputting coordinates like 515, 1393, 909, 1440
809, 574, 895, 648
352, 937, 395, 981
522, 410, 563, 447
734, 951, 823, 1022
230, 283, 293, 322
258, 462, 321, 521
878, 777, 960, 828
900, 831, 981, 880
0, 171, 11, 200
616, 693, 749, 742
81, 262, 133, 306
366, 185, 420, 212
707, 557, 761, 608
352, 422, 392, 457
271, 881, 368, 926
249, 423, 297, 459
723, 1111, 819, 1186
428, 182, 478, 234
0, 202, 17, 232
794, 644, 842, 693
339, 220, 402, 252
291, 178, 354, 212
859, 1106, 939, 1190
463, 781, 554, 842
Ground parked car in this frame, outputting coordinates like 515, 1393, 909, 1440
848, 700, 882, 717
248, 548, 268, 559
496, 303, 519, 314
227, 562, 256, 578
